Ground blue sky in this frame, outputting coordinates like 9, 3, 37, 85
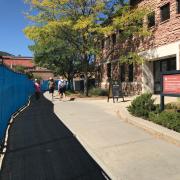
0, 0, 33, 57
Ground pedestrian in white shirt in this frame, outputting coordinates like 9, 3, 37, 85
58, 76, 66, 100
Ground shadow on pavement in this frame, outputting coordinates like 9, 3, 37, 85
0, 95, 108, 180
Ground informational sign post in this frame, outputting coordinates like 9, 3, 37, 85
107, 82, 124, 103
160, 70, 180, 111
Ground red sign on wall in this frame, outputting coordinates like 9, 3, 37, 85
163, 74, 180, 94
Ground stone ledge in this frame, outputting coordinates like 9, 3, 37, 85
117, 107, 180, 147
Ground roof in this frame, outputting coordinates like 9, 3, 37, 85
2, 56, 35, 68
2, 56, 33, 60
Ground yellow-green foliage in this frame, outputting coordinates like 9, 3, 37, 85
24, 0, 150, 66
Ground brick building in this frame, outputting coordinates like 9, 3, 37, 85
2, 56, 54, 80
3, 56, 35, 69
97, 0, 180, 95
29, 68, 54, 80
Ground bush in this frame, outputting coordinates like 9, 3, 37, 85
89, 87, 108, 96
128, 93, 155, 118
149, 111, 180, 132
165, 103, 178, 110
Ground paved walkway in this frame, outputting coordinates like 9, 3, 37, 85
0, 96, 108, 180
44, 92, 180, 180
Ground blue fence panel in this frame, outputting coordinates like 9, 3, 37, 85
0, 65, 34, 145
41, 80, 49, 91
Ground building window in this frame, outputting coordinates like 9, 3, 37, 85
130, 0, 139, 6
147, 12, 155, 27
112, 34, 116, 45
101, 39, 104, 49
136, 19, 143, 27
177, 0, 180, 13
154, 57, 176, 93
128, 64, 134, 82
107, 63, 111, 78
120, 64, 125, 82
105, 37, 110, 48
160, 3, 170, 22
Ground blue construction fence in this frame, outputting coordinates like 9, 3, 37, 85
41, 80, 59, 92
0, 65, 34, 146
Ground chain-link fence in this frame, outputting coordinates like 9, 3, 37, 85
0, 65, 34, 145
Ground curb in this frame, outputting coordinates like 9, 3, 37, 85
117, 107, 180, 147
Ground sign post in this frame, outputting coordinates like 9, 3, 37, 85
107, 81, 124, 103
160, 70, 180, 111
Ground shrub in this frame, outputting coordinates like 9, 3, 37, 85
89, 87, 108, 96
128, 93, 155, 118
149, 111, 180, 132
15, 65, 26, 73
165, 103, 178, 110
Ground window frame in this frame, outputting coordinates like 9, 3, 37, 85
128, 64, 134, 82
177, 0, 180, 14
107, 63, 111, 78
112, 34, 116, 45
147, 11, 155, 28
101, 39, 104, 49
160, 3, 170, 22
120, 64, 125, 82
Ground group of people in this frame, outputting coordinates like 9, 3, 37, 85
34, 76, 66, 101
48, 76, 66, 100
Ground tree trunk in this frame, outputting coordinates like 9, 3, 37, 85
83, 55, 89, 96
84, 73, 88, 96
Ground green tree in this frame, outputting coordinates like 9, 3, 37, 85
24, 0, 149, 95
14, 65, 26, 73
27, 25, 82, 89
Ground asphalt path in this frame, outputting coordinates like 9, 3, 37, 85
0, 95, 108, 180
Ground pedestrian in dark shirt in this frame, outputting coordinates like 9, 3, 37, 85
48, 77, 56, 100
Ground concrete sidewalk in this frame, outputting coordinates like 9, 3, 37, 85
45, 92, 180, 180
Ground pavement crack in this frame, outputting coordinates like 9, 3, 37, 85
102, 137, 153, 149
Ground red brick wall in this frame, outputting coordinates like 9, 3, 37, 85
135, 0, 180, 50
97, 0, 180, 94
31, 71, 54, 80
3, 57, 34, 68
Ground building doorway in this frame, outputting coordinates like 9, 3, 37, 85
154, 57, 176, 93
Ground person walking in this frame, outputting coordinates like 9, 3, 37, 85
48, 77, 56, 100
34, 79, 41, 100
58, 76, 66, 100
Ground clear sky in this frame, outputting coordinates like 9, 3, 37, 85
0, 0, 33, 57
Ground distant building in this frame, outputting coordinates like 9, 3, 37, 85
3, 56, 35, 69
29, 68, 54, 80
2, 56, 54, 80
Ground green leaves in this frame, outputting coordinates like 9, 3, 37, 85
120, 52, 144, 65
24, 0, 151, 83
